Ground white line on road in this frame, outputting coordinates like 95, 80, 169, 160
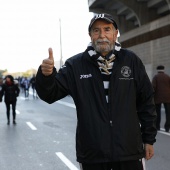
56, 101, 76, 108
56, 152, 79, 170
158, 128, 170, 136
16, 110, 20, 114
26, 122, 37, 130
20, 96, 27, 100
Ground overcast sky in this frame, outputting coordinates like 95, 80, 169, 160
0, 0, 93, 72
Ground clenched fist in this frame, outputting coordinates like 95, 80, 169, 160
144, 144, 154, 160
41, 48, 54, 76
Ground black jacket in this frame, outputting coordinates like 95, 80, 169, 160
1, 81, 20, 103
36, 48, 157, 163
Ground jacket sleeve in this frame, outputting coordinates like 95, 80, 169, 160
0, 85, 4, 99
136, 59, 157, 145
0, 88, 2, 102
152, 75, 157, 91
16, 84, 20, 97
35, 66, 69, 104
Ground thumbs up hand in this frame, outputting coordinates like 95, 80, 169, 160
41, 48, 55, 76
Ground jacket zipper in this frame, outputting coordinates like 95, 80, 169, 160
108, 60, 116, 159
91, 57, 114, 159
110, 120, 113, 126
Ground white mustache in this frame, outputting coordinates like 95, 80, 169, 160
96, 39, 110, 43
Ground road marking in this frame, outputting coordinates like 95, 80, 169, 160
20, 96, 26, 100
56, 152, 79, 170
158, 128, 170, 136
56, 101, 76, 108
16, 110, 20, 114
26, 122, 37, 130
20, 96, 29, 100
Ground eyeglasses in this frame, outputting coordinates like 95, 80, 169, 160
91, 27, 113, 35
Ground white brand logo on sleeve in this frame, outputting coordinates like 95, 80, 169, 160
80, 74, 92, 79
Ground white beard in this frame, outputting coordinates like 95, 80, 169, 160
92, 38, 114, 54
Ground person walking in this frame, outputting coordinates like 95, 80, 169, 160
21, 77, 30, 99
0, 77, 3, 102
152, 65, 170, 132
0, 75, 20, 125
30, 74, 38, 99
35, 13, 157, 170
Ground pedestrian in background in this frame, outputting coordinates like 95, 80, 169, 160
152, 65, 170, 132
0, 75, 20, 125
21, 77, 30, 99
30, 74, 38, 99
0, 77, 3, 102
35, 13, 157, 170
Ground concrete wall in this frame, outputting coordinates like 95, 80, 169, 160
119, 14, 170, 80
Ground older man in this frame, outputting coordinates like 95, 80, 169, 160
36, 13, 157, 170
152, 65, 170, 132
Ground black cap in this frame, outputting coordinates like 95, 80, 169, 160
157, 65, 165, 70
88, 13, 118, 32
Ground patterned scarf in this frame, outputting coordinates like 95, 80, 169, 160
87, 41, 121, 74
87, 41, 121, 103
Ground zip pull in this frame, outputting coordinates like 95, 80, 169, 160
110, 120, 113, 126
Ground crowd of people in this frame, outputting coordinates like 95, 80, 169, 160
17, 75, 38, 99
0, 74, 38, 125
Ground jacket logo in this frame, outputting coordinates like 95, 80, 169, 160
121, 66, 131, 77
80, 74, 92, 79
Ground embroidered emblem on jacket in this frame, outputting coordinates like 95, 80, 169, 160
121, 66, 131, 78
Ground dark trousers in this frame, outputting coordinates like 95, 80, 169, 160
24, 88, 29, 98
156, 103, 170, 131
79, 160, 144, 170
32, 87, 38, 98
5, 101, 16, 121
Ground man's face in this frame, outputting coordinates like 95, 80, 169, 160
89, 19, 118, 56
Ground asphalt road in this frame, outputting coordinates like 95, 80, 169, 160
0, 90, 170, 170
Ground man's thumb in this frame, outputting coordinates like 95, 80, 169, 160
48, 48, 54, 60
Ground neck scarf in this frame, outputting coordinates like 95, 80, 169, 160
87, 41, 121, 102
6, 81, 13, 86
87, 41, 121, 74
